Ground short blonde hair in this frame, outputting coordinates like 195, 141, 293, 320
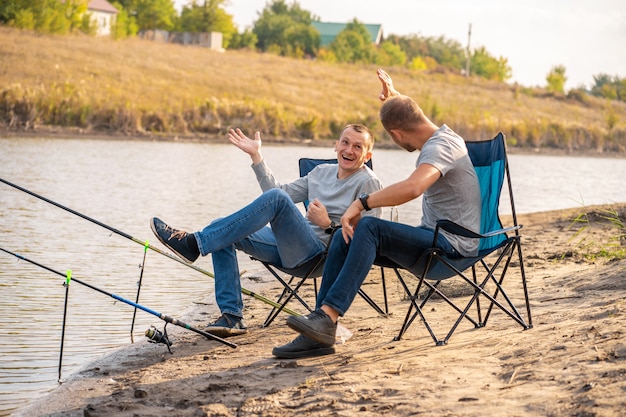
341, 123, 375, 152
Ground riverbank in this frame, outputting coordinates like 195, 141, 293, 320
16, 203, 626, 417
3, 128, 626, 158
2, 26, 626, 154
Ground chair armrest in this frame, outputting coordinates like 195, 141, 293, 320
436, 219, 522, 239
324, 226, 341, 250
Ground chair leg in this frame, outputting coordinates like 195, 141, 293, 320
358, 289, 387, 316
261, 269, 314, 327
480, 240, 532, 330
380, 266, 389, 314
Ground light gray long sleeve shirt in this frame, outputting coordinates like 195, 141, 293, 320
252, 160, 383, 243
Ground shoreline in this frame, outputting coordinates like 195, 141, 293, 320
16, 203, 626, 417
2, 128, 626, 159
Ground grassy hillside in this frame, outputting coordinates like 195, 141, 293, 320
1, 27, 625, 153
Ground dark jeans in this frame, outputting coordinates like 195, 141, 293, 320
317, 216, 457, 316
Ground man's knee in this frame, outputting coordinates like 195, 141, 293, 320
264, 188, 290, 200
355, 216, 382, 235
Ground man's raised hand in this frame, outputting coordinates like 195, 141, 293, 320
377, 68, 400, 101
228, 128, 263, 164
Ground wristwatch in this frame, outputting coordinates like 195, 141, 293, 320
325, 221, 338, 234
358, 193, 371, 211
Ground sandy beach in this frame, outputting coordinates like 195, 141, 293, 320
17, 203, 626, 417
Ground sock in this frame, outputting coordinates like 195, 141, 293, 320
186, 234, 200, 257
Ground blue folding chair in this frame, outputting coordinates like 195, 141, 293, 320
254, 158, 389, 327
379, 132, 532, 345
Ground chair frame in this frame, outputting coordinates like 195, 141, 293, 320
387, 132, 533, 345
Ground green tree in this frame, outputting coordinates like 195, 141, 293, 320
408, 55, 437, 71
134, 0, 177, 31
386, 33, 466, 73
428, 36, 465, 71
546, 65, 567, 94
328, 19, 376, 64
591, 74, 626, 102
1, 0, 92, 34
110, 1, 139, 39
252, 0, 320, 57
471, 46, 512, 82
386, 34, 428, 61
178, 0, 237, 47
375, 40, 406, 67
229, 28, 258, 49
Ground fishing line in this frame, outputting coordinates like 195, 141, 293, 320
0, 246, 237, 379
0, 177, 301, 316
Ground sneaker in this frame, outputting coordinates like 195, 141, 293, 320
286, 309, 337, 346
150, 217, 200, 263
272, 334, 335, 359
205, 313, 248, 338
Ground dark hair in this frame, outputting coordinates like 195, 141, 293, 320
342, 123, 375, 151
379, 95, 424, 132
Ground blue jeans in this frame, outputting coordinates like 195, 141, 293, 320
317, 216, 458, 316
193, 188, 325, 318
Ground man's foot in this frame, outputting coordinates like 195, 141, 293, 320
286, 309, 337, 346
272, 334, 335, 359
150, 217, 200, 263
205, 313, 248, 338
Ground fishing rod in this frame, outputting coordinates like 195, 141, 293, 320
0, 177, 301, 316
0, 246, 237, 352
59, 270, 71, 382
130, 240, 149, 343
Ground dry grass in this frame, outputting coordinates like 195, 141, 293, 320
1, 26, 625, 152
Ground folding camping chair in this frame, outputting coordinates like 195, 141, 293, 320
379, 132, 532, 345
253, 158, 389, 327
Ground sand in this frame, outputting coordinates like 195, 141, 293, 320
16, 203, 626, 417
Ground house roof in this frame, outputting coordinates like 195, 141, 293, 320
311, 21, 383, 46
88, 0, 118, 14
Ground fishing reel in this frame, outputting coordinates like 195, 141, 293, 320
145, 324, 173, 354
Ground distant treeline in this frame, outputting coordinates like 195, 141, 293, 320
2, 0, 625, 101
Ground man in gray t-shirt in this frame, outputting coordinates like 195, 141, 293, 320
150, 124, 382, 341
417, 125, 481, 257
276, 69, 481, 358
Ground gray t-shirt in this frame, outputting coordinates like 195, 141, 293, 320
252, 161, 383, 243
418, 125, 481, 256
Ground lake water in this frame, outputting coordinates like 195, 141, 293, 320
1, 137, 625, 415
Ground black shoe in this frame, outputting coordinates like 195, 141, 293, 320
272, 334, 335, 359
286, 309, 337, 346
205, 313, 248, 338
150, 217, 200, 263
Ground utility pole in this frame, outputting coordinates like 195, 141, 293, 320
465, 23, 472, 77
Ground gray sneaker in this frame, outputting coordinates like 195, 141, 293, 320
272, 334, 335, 359
286, 309, 337, 346
205, 313, 248, 338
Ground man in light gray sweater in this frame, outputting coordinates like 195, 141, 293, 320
150, 124, 382, 356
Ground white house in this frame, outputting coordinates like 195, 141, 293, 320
87, 0, 118, 36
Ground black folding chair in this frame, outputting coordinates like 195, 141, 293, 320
253, 158, 389, 327
379, 132, 532, 345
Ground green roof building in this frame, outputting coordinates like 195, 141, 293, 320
311, 21, 383, 46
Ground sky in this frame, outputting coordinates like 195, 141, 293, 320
177, 0, 626, 89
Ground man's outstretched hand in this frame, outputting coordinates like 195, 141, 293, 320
228, 128, 263, 164
377, 68, 401, 101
